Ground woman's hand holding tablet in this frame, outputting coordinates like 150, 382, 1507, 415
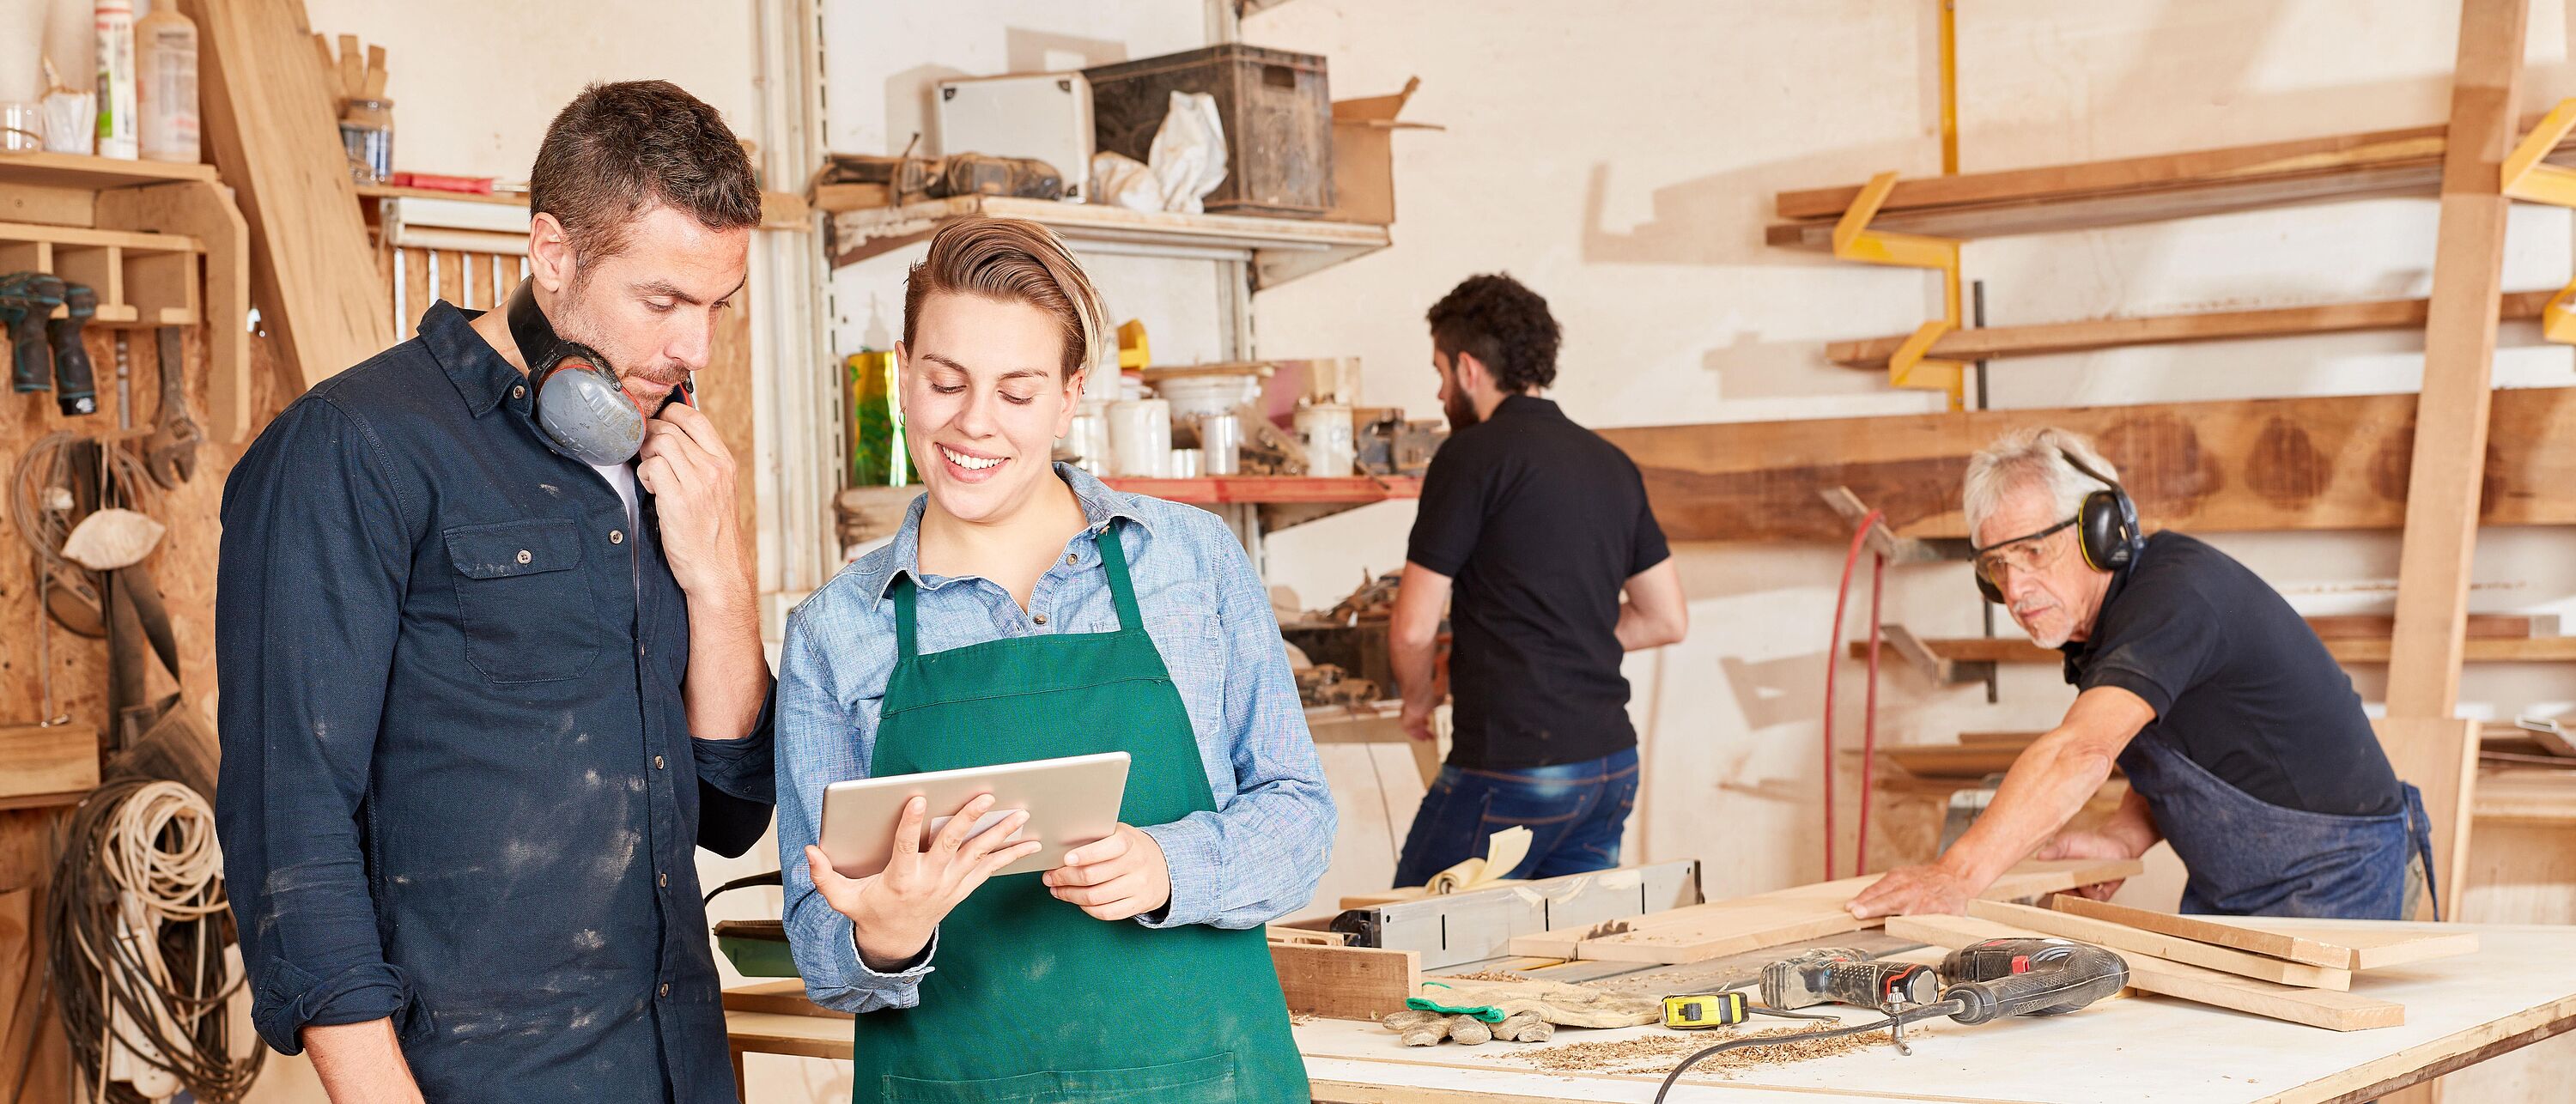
801, 792, 1042, 971
1040, 825, 1173, 921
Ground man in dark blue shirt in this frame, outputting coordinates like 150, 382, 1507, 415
216, 82, 775, 1103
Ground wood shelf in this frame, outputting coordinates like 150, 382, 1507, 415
1766, 115, 2576, 249
827, 196, 1390, 289
1850, 634, 2576, 667
1102, 475, 1421, 505
1828, 290, 2557, 370
0, 220, 206, 329
0, 151, 218, 190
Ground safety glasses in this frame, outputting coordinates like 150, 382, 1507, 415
1972, 517, 2078, 590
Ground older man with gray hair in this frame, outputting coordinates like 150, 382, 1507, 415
1848, 428, 2432, 922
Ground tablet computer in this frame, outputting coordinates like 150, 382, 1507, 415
817, 751, 1130, 880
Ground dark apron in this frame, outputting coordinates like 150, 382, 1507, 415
2117, 728, 2437, 920
849, 524, 1309, 1103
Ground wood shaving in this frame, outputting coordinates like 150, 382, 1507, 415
1500, 1025, 1923, 1078
1441, 969, 1534, 983
1289, 1013, 1319, 1027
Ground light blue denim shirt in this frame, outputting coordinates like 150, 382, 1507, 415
775, 464, 1336, 1014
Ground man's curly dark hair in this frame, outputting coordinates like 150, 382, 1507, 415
1425, 273, 1560, 393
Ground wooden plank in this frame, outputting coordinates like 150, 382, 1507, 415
2190, 918, 2483, 973
0, 151, 222, 189
0, 725, 97, 804
434, 250, 465, 311
1601, 386, 2576, 544
1827, 292, 2555, 371
1880, 744, 2035, 779
2382, 0, 2526, 939
1272, 943, 1419, 1022
1513, 858, 2140, 963
1888, 913, 2406, 1031
2048, 894, 2356, 968
1855, 635, 2576, 666
177, 0, 395, 392
2474, 768, 2576, 824
1970, 899, 2354, 989
401, 248, 431, 333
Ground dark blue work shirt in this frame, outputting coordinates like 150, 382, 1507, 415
216, 302, 774, 1103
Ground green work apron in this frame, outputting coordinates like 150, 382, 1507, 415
851, 523, 1309, 1103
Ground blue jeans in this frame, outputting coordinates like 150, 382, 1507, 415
1391, 747, 1640, 889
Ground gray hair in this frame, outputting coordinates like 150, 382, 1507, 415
1963, 428, 2120, 546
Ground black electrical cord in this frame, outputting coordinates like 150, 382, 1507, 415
1650, 1002, 1959, 1104
46, 778, 262, 1103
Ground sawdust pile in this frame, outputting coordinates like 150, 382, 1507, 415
1441, 969, 1534, 983
1501, 1025, 1920, 1078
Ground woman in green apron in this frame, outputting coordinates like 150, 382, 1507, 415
773, 216, 1334, 1102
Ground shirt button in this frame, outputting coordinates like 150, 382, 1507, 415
611, 530, 625, 544
512, 385, 526, 399
658, 872, 669, 888
515, 549, 532, 565
1033, 613, 1048, 626
653, 755, 665, 770
658, 983, 670, 998
1066, 552, 1078, 565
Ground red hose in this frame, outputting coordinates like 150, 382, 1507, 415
1821, 510, 1882, 882
1858, 550, 1885, 878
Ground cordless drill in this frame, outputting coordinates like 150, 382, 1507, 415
1935, 937, 2130, 1023
46, 282, 97, 416
0, 272, 61, 397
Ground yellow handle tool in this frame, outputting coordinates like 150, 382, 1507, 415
1661, 991, 1750, 1030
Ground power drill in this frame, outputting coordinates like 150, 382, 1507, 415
1759, 946, 1942, 1012
1935, 937, 2130, 1024
0, 272, 62, 398
46, 282, 98, 416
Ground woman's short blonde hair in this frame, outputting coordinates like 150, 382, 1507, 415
902, 216, 1109, 379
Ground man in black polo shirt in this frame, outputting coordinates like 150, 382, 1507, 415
1388, 274, 1688, 888
1850, 428, 2432, 921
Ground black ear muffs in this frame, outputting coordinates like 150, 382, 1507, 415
507, 279, 646, 466
1971, 450, 2141, 604
2062, 451, 2141, 572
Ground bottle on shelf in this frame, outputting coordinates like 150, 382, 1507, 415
134, 3, 195, 163
92, 0, 136, 159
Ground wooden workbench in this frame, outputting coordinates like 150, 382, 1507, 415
724, 921, 2576, 1103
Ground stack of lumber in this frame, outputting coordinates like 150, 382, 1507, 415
1889, 894, 2479, 1032
2478, 719, 2576, 769
1506, 858, 2141, 966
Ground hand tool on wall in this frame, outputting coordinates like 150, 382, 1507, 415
1, 272, 62, 397
143, 326, 201, 486
46, 281, 99, 416
1650, 938, 2127, 1103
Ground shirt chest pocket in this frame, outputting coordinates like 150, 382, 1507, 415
443, 519, 604, 684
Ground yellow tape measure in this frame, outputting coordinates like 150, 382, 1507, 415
1661, 991, 1750, 1029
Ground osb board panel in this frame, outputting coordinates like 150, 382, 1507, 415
1600, 386, 2576, 543
698, 286, 760, 579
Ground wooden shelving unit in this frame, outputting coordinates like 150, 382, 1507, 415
827, 196, 1391, 290
1850, 634, 2576, 670
1828, 290, 2557, 372
0, 151, 248, 440
1102, 475, 1420, 504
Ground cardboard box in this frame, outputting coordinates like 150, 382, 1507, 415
1329, 76, 1441, 225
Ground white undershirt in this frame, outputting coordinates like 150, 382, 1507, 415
592, 461, 641, 531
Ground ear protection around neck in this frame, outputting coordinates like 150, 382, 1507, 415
1971, 448, 2141, 604
507, 279, 646, 466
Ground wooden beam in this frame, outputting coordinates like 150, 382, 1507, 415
2382, 0, 2526, 937
1826, 291, 2555, 371
1967, 899, 2354, 990
1601, 386, 2576, 544
1768, 113, 2576, 249
176, 0, 394, 393
1853, 635, 2576, 666
2046, 895, 2479, 972
1887, 913, 2406, 1031
1271, 943, 1419, 1022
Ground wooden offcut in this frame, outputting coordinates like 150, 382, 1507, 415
1600, 386, 2576, 544
1826, 290, 2552, 371
1271, 943, 1419, 1022
0, 725, 98, 809
1510, 858, 2142, 964
2048, 895, 2481, 972
1889, 913, 2406, 1032
177, 0, 394, 391
1969, 900, 2354, 990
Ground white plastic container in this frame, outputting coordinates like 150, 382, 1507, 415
92, 0, 136, 160
1153, 373, 1259, 422
1297, 403, 1355, 477
1063, 397, 1113, 476
1198, 413, 1242, 476
1108, 398, 1171, 478
1170, 448, 1202, 479
134, 5, 195, 163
